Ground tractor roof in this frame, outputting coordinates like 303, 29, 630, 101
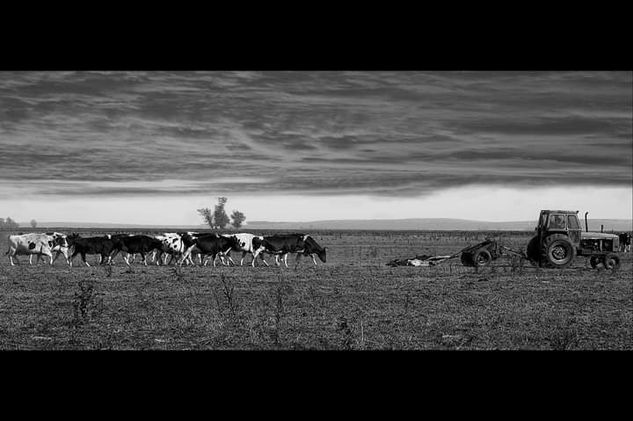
540, 210, 579, 214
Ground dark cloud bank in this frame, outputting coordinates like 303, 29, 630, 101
0, 71, 630, 198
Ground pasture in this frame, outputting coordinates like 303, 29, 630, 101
0, 229, 631, 350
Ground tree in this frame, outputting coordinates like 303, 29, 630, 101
30, 219, 37, 228
197, 207, 214, 228
230, 210, 246, 229
213, 197, 230, 229
2, 217, 19, 229
197, 197, 231, 230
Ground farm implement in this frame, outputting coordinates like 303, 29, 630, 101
386, 238, 525, 268
387, 210, 623, 270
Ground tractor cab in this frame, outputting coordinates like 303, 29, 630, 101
534, 210, 582, 246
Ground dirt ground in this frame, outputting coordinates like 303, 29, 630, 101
1, 229, 631, 350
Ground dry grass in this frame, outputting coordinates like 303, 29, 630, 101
0, 229, 631, 350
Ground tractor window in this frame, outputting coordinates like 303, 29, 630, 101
549, 214, 566, 229
567, 215, 580, 230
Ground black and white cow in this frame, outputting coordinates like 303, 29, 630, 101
97, 233, 135, 264
66, 234, 118, 267
618, 232, 632, 252
152, 232, 197, 266
109, 235, 164, 267
252, 234, 327, 267
220, 233, 270, 267
6, 232, 70, 266
179, 232, 239, 267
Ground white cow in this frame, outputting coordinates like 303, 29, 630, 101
153, 233, 199, 266
6, 232, 70, 266
220, 233, 270, 267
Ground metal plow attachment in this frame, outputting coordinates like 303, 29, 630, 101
386, 238, 527, 268
386, 253, 460, 267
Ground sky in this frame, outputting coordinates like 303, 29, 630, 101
0, 71, 631, 225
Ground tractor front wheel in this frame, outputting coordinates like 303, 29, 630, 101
602, 253, 620, 270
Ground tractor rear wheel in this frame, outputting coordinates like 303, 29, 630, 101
603, 253, 620, 270
541, 234, 576, 268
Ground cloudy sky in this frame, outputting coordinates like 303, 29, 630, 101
0, 71, 631, 225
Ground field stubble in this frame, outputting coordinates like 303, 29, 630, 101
0, 230, 631, 350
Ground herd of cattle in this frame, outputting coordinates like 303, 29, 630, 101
5, 231, 328, 268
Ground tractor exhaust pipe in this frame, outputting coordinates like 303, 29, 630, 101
584, 212, 589, 232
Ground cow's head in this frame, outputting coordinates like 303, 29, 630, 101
66, 233, 81, 246
53, 232, 69, 248
225, 235, 242, 251
317, 246, 327, 263
180, 232, 198, 249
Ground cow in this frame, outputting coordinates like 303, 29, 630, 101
179, 232, 240, 267
252, 234, 327, 268
66, 234, 119, 267
6, 232, 69, 266
153, 232, 197, 266
109, 235, 164, 267
619, 232, 632, 252
106, 233, 146, 264
219, 233, 270, 267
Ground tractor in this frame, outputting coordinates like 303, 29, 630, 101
526, 210, 621, 270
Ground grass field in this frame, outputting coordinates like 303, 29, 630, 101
1, 229, 631, 350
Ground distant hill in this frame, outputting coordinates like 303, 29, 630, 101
246, 218, 633, 232
17, 218, 633, 232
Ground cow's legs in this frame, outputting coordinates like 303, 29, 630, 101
30, 254, 45, 265
70, 251, 80, 267
311, 253, 318, 265
51, 250, 67, 265
294, 253, 302, 268
109, 249, 120, 263
179, 248, 194, 266
154, 250, 162, 265
81, 253, 90, 267
251, 249, 262, 267
8, 248, 18, 265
